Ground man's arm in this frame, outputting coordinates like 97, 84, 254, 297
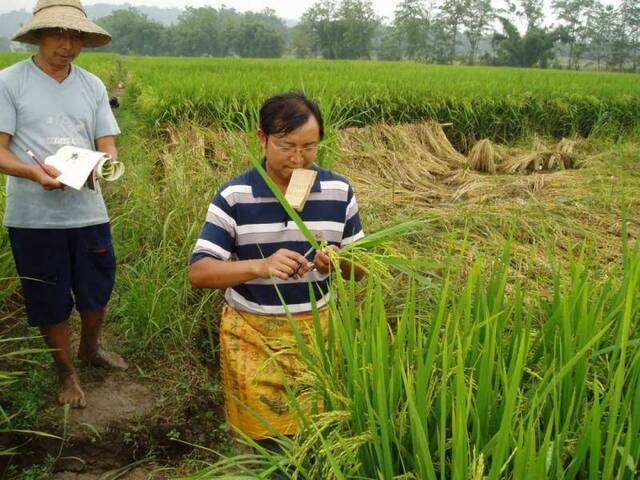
95, 135, 117, 160
0, 133, 63, 190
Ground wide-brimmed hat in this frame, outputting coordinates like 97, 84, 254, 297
12, 0, 112, 48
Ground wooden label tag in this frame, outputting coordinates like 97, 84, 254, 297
285, 169, 317, 212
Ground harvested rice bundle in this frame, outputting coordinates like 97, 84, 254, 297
551, 138, 577, 169
467, 139, 505, 174
342, 122, 461, 180
500, 151, 546, 174
501, 138, 579, 174
419, 121, 467, 169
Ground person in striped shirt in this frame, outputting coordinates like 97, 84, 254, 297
188, 92, 364, 444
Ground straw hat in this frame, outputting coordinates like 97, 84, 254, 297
12, 0, 112, 48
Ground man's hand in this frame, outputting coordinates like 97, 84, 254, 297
33, 164, 64, 191
0, 133, 64, 188
314, 245, 338, 275
259, 249, 311, 281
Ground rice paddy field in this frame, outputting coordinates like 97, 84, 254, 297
128, 57, 640, 146
1, 53, 640, 479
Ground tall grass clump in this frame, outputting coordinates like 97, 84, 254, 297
0, 317, 54, 457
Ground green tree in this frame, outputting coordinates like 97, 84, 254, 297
584, 1, 616, 70
169, 7, 238, 56
607, 6, 631, 71
437, 0, 472, 63
429, 18, 454, 63
336, 0, 380, 59
300, 0, 379, 59
231, 9, 286, 58
97, 8, 167, 55
376, 25, 404, 60
232, 22, 285, 58
492, 17, 560, 67
393, 0, 431, 60
300, 1, 341, 59
0, 37, 9, 52
290, 24, 316, 58
505, 0, 545, 30
552, 0, 594, 69
621, 0, 640, 71
464, 0, 495, 64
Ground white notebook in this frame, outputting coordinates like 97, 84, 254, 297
44, 146, 124, 191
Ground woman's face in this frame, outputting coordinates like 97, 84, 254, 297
258, 116, 321, 188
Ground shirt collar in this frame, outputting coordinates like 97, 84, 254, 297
250, 158, 322, 198
30, 56, 75, 85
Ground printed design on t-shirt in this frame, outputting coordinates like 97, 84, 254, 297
45, 113, 86, 147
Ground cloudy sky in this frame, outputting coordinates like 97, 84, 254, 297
2, 0, 622, 22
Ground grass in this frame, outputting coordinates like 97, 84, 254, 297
0, 52, 639, 477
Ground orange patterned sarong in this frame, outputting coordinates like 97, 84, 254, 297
219, 304, 328, 440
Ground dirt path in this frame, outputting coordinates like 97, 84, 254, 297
51, 372, 157, 474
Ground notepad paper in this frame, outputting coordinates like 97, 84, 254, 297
285, 169, 317, 212
44, 146, 125, 191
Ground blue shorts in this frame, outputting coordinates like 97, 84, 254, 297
8, 223, 116, 328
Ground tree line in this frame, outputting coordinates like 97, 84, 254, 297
92, 0, 639, 71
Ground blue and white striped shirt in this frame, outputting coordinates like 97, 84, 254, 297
191, 163, 365, 315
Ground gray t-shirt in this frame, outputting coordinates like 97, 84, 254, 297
0, 58, 120, 229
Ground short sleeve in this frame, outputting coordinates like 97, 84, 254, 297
94, 82, 120, 139
341, 185, 365, 247
0, 79, 16, 136
191, 191, 237, 264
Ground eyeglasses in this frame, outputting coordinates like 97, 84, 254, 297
272, 142, 319, 156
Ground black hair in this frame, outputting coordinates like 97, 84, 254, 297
259, 91, 324, 141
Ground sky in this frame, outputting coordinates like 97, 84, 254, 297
1, 0, 623, 22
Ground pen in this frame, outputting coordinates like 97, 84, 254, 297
25, 148, 64, 190
25, 148, 48, 174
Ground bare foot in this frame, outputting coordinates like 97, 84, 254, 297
58, 373, 87, 409
79, 348, 128, 370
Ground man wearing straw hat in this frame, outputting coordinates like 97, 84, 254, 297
0, 0, 126, 409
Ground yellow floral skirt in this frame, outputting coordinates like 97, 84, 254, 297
220, 304, 328, 440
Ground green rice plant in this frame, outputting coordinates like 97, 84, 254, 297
182, 239, 640, 479
3, 53, 640, 145
116, 56, 640, 144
